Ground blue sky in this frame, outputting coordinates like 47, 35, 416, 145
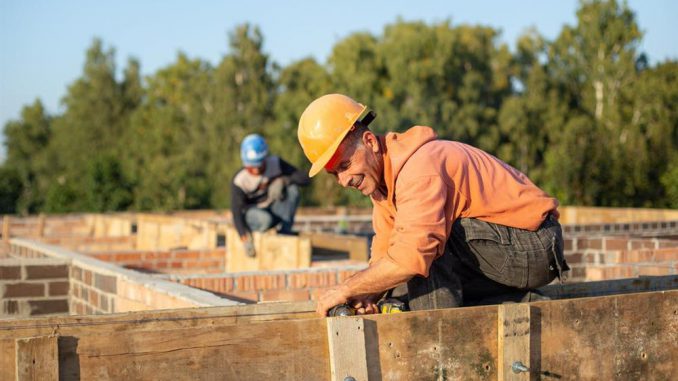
1, 0, 676, 161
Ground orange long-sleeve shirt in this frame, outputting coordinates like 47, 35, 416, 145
370, 126, 559, 277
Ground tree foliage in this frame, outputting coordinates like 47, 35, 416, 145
2, 1, 676, 214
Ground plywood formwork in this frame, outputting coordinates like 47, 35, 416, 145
135, 214, 223, 251
226, 227, 311, 272
0, 278, 676, 380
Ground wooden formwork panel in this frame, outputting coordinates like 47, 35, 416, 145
1, 290, 675, 380
136, 214, 219, 251
226, 228, 311, 272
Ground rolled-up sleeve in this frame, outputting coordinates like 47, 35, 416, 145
386, 175, 448, 277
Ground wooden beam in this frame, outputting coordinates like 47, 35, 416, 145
2, 215, 9, 244
498, 303, 532, 381
0, 290, 675, 380
327, 317, 369, 381
15, 336, 58, 381
37, 214, 45, 238
539, 275, 678, 299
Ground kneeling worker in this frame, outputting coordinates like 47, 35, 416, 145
232, 134, 310, 257
297, 94, 569, 316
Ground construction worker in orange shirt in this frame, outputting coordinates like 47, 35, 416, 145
297, 94, 569, 316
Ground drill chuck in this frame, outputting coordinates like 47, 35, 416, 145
327, 304, 356, 317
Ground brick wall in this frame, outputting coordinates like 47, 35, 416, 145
40, 235, 137, 252
564, 236, 678, 282
89, 248, 225, 274
70, 265, 117, 315
175, 265, 367, 303
9, 238, 240, 315
1, 258, 69, 317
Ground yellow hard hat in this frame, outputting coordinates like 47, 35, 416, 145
297, 94, 375, 177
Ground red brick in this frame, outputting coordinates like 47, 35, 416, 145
635, 265, 671, 276
94, 273, 117, 293
100, 295, 109, 311
28, 299, 68, 315
142, 252, 165, 260
236, 274, 286, 291
564, 252, 583, 264
3, 300, 19, 315
582, 253, 597, 264
25, 264, 68, 279
3, 282, 44, 297
48, 281, 69, 296
620, 250, 655, 263
604, 238, 629, 251
89, 289, 99, 306
260, 289, 310, 302
287, 272, 337, 289
71, 266, 82, 281
585, 266, 634, 281
629, 240, 656, 250
84, 270, 92, 285
0, 265, 21, 280
220, 277, 234, 292
578, 238, 602, 250
652, 248, 678, 262
113, 253, 140, 262
563, 238, 573, 251
74, 302, 85, 315
173, 251, 200, 260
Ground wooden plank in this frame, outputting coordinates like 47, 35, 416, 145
3, 215, 10, 243
37, 214, 45, 237
327, 317, 369, 381
539, 275, 678, 299
498, 304, 531, 381
1, 290, 676, 380
362, 305, 499, 380
15, 335, 58, 381
71, 318, 329, 380
0, 301, 316, 338
535, 290, 677, 380
226, 228, 312, 272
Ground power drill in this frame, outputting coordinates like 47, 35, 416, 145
327, 299, 407, 317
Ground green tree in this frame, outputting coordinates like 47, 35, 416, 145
207, 24, 276, 208
123, 53, 213, 210
44, 39, 140, 212
2, 99, 51, 213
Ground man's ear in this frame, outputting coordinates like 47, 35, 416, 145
362, 131, 379, 153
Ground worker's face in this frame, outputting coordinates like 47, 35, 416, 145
325, 130, 383, 197
245, 162, 265, 176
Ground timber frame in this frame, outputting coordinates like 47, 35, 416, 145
2, 275, 677, 380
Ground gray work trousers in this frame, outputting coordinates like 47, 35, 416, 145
245, 184, 300, 234
406, 214, 568, 310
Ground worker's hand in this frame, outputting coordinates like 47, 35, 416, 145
316, 285, 351, 317
349, 293, 382, 315
241, 235, 256, 258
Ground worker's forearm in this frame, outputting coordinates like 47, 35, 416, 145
342, 257, 416, 298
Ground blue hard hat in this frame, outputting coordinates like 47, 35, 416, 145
240, 134, 268, 167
